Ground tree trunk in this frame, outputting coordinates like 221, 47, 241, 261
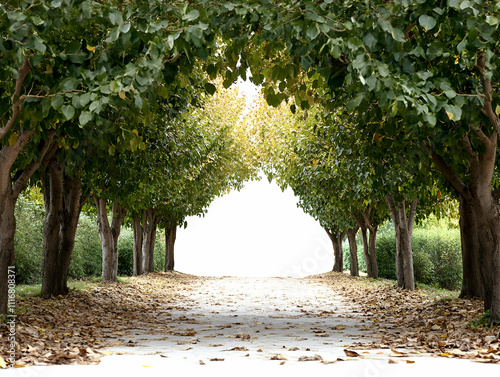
141, 209, 161, 274
0, 182, 16, 314
165, 225, 177, 271
354, 211, 379, 279
458, 195, 485, 299
0, 134, 55, 312
41, 161, 88, 298
346, 226, 359, 277
386, 196, 417, 290
94, 197, 127, 282
324, 228, 346, 273
132, 214, 143, 276
428, 95, 500, 324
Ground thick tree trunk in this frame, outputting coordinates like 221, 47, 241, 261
346, 226, 359, 277
132, 215, 143, 276
0, 137, 54, 311
386, 196, 417, 290
94, 197, 127, 282
165, 225, 177, 272
458, 196, 485, 299
324, 228, 346, 273
41, 161, 88, 297
428, 88, 500, 324
0, 183, 16, 314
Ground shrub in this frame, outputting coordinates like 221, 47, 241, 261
71, 214, 102, 278
14, 195, 45, 284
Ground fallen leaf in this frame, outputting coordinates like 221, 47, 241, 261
344, 349, 361, 358
298, 354, 323, 361
271, 354, 289, 361
389, 349, 408, 357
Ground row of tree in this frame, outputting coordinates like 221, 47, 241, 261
2, 0, 499, 324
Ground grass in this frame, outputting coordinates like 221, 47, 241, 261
15, 276, 130, 298
416, 282, 460, 301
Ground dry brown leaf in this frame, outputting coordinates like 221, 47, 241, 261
298, 354, 323, 361
271, 354, 290, 360
344, 349, 361, 358
389, 349, 408, 357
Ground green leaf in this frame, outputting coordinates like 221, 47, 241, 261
183, 10, 200, 22
79, 111, 92, 126
444, 90, 456, 99
486, 15, 498, 26
61, 105, 75, 121
204, 83, 217, 95
419, 15, 437, 31
51, 95, 64, 111
306, 24, 320, 40
51, 0, 63, 7
363, 33, 378, 50
444, 104, 462, 121
81, 1, 92, 18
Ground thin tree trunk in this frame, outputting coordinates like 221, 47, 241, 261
324, 228, 346, 273
141, 209, 162, 274
353, 211, 379, 279
346, 226, 359, 277
41, 161, 88, 297
94, 197, 127, 282
132, 215, 143, 276
386, 196, 417, 290
165, 225, 177, 271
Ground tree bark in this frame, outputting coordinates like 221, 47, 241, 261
141, 209, 162, 274
353, 211, 379, 279
429, 104, 500, 324
346, 226, 359, 277
386, 196, 417, 290
132, 214, 143, 276
324, 228, 346, 273
458, 195, 485, 299
0, 132, 55, 312
41, 160, 88, 298
94, 197, 127, 282
165, 225, 177, 272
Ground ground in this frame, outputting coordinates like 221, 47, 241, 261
1, 272, 499, 376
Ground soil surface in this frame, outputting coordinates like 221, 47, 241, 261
1, 272, 499, 376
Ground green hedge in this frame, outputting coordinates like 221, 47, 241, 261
344, 218, 462, 290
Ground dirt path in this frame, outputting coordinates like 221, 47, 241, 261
3, 273, 499, 375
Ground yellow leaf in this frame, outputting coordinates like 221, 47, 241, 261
495, 104, 500, 116
439, 353, 451, 357
119, 91, 127, 100
86, 45, 96, 52
446, 112, 454, 120
142, 365, 151, 367
101, 351, 114, 356
0, 356, 7, 369
8, 132, 17, 146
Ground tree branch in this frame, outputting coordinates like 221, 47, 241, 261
13, 131, 56, 197
460, 134, 478, 160
361, 209, 375, 232
0, 57, 31, 140
428, 150, 468, 197
408, 198, 418, 235
477, 54, 500, 135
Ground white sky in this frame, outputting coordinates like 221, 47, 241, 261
175, 179, 334, 277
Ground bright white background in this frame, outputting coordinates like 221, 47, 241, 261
175, 179, 334, 277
